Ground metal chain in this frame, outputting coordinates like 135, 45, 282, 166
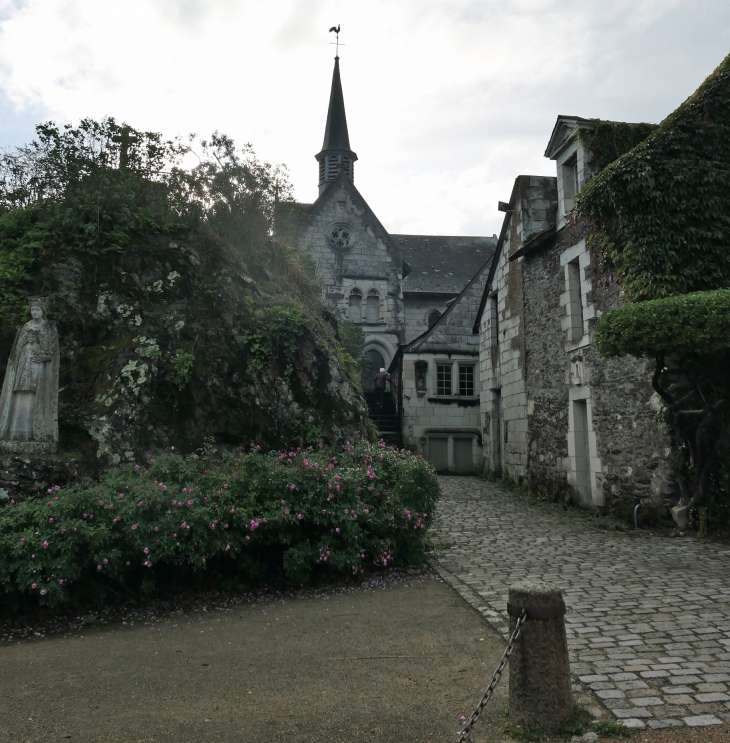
457, 608, 527, 742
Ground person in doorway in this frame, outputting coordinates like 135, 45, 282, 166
373, 367, 389, 407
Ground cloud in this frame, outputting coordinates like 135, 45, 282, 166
0, 0, 728, 235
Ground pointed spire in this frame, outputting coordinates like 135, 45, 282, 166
322, 57, 351, 151
316, 56, 358, 194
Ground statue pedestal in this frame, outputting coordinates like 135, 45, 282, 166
0, 441, 56, 455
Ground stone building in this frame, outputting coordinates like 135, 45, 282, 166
281, 55, 495, 390
393, 256, 492, 472
475, 116, 671, 510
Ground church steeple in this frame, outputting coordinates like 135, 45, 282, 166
316, 56, 358, 195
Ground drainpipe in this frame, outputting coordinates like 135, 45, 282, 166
634, 502, 641, 530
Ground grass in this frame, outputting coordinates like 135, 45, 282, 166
500, 704, 634, 741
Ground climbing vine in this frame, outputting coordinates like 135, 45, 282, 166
575, 52, 730, 302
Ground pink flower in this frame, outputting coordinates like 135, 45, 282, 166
42, 541, 48, 548
284, 509, 289, 515
49, 518, 53, 523
103, 558, 108, 564
58, 579, 63, 584
97, 565, 102, 571
223, 484, 228, 488
187, 499, 193, 505
31, 582, 37, 589
40, 589, 46, 595
83, 513, 88, 519
143, 547, 149, 554
126, 561, 131, 565
98, 500, 104, 505
173, 533, 177, 537
336, 528, 340, 533
20, 538, 24, 543
132, 524, 137, 530
297, 514, 302, 520
119, 493, 125, 498
230, 508, 235, 514
154, 527, 159, 532
225, 545, 230, 551
246, 535, 250, 540
290, 484, 295, 490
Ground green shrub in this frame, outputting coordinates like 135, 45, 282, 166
0, 441, 440, 610
595, 289, 730, 358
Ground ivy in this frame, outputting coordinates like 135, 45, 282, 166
577, 120, 658, 173
575, 53, 730, 302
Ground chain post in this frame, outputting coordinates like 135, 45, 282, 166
457, 608, 527, 743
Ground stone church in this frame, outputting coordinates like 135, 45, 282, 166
281, 55, 496, 419
284, 55, 672, 503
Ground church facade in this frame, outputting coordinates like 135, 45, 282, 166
284, 55, 495, 420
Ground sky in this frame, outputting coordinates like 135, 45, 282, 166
0, 0, 728, 237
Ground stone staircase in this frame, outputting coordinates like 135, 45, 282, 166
365, 392, 403, 449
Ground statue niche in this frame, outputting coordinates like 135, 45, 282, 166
0, 299, 59, 454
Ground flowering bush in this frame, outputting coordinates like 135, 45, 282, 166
0, 441, 440, 609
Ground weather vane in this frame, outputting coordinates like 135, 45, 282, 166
329, 24, 343, 56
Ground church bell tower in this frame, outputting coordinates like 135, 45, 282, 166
316, 56, 358, 195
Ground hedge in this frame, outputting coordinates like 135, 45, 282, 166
595, 289, 730, 358
0, 441, 440, 610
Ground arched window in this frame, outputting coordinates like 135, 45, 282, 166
366, 290, 380, 323
348, 288, 362, 322
427, 310, 441, 329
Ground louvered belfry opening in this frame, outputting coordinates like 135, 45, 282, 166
316, 56, 358, 194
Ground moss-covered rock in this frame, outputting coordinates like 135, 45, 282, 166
0, 230, 368, 476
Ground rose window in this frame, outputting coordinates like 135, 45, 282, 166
329, 225, 352, 249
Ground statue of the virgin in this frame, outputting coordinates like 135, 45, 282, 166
0, 298, 59, 453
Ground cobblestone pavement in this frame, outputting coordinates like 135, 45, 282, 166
432, 476, 730, 732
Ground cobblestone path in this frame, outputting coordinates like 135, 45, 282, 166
432, 476, 730, 731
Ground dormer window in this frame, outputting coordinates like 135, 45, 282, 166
562, 155, 579, 212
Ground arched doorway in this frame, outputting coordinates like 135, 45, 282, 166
364, 348, 385, 392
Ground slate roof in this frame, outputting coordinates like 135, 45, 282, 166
317, 57, 356, 157
393, 234, 497, 294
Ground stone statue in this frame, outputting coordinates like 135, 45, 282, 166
0, 299, 59, 454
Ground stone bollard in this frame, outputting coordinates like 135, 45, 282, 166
508, 581, 573, 729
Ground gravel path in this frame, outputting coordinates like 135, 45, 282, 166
433, 475, 730, 732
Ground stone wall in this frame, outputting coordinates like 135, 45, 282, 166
295, 177, 404, 361
480, 176, 558, 481
521, 219, 673, 511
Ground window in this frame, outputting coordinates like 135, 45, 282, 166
566, 259, 584, 342
348, 288, 362, 322
427, 310, 441, 329
459, 364, 475, 397
489, 293, 499, 346
562, 155, 578, 211
366, 290, 380, 323
436, 364, 452, 397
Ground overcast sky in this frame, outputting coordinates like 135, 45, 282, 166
0, 0, 728, 236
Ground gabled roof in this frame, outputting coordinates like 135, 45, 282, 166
472, 178, 521, 333
317, 56, 357, 159
284, 170, 403, 265
544, 115, 594, 160
404, 253, 491, 354
394, 234, 497, 294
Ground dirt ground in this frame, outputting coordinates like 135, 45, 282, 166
2, 570, 729, 743
1, 572, 513, 743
